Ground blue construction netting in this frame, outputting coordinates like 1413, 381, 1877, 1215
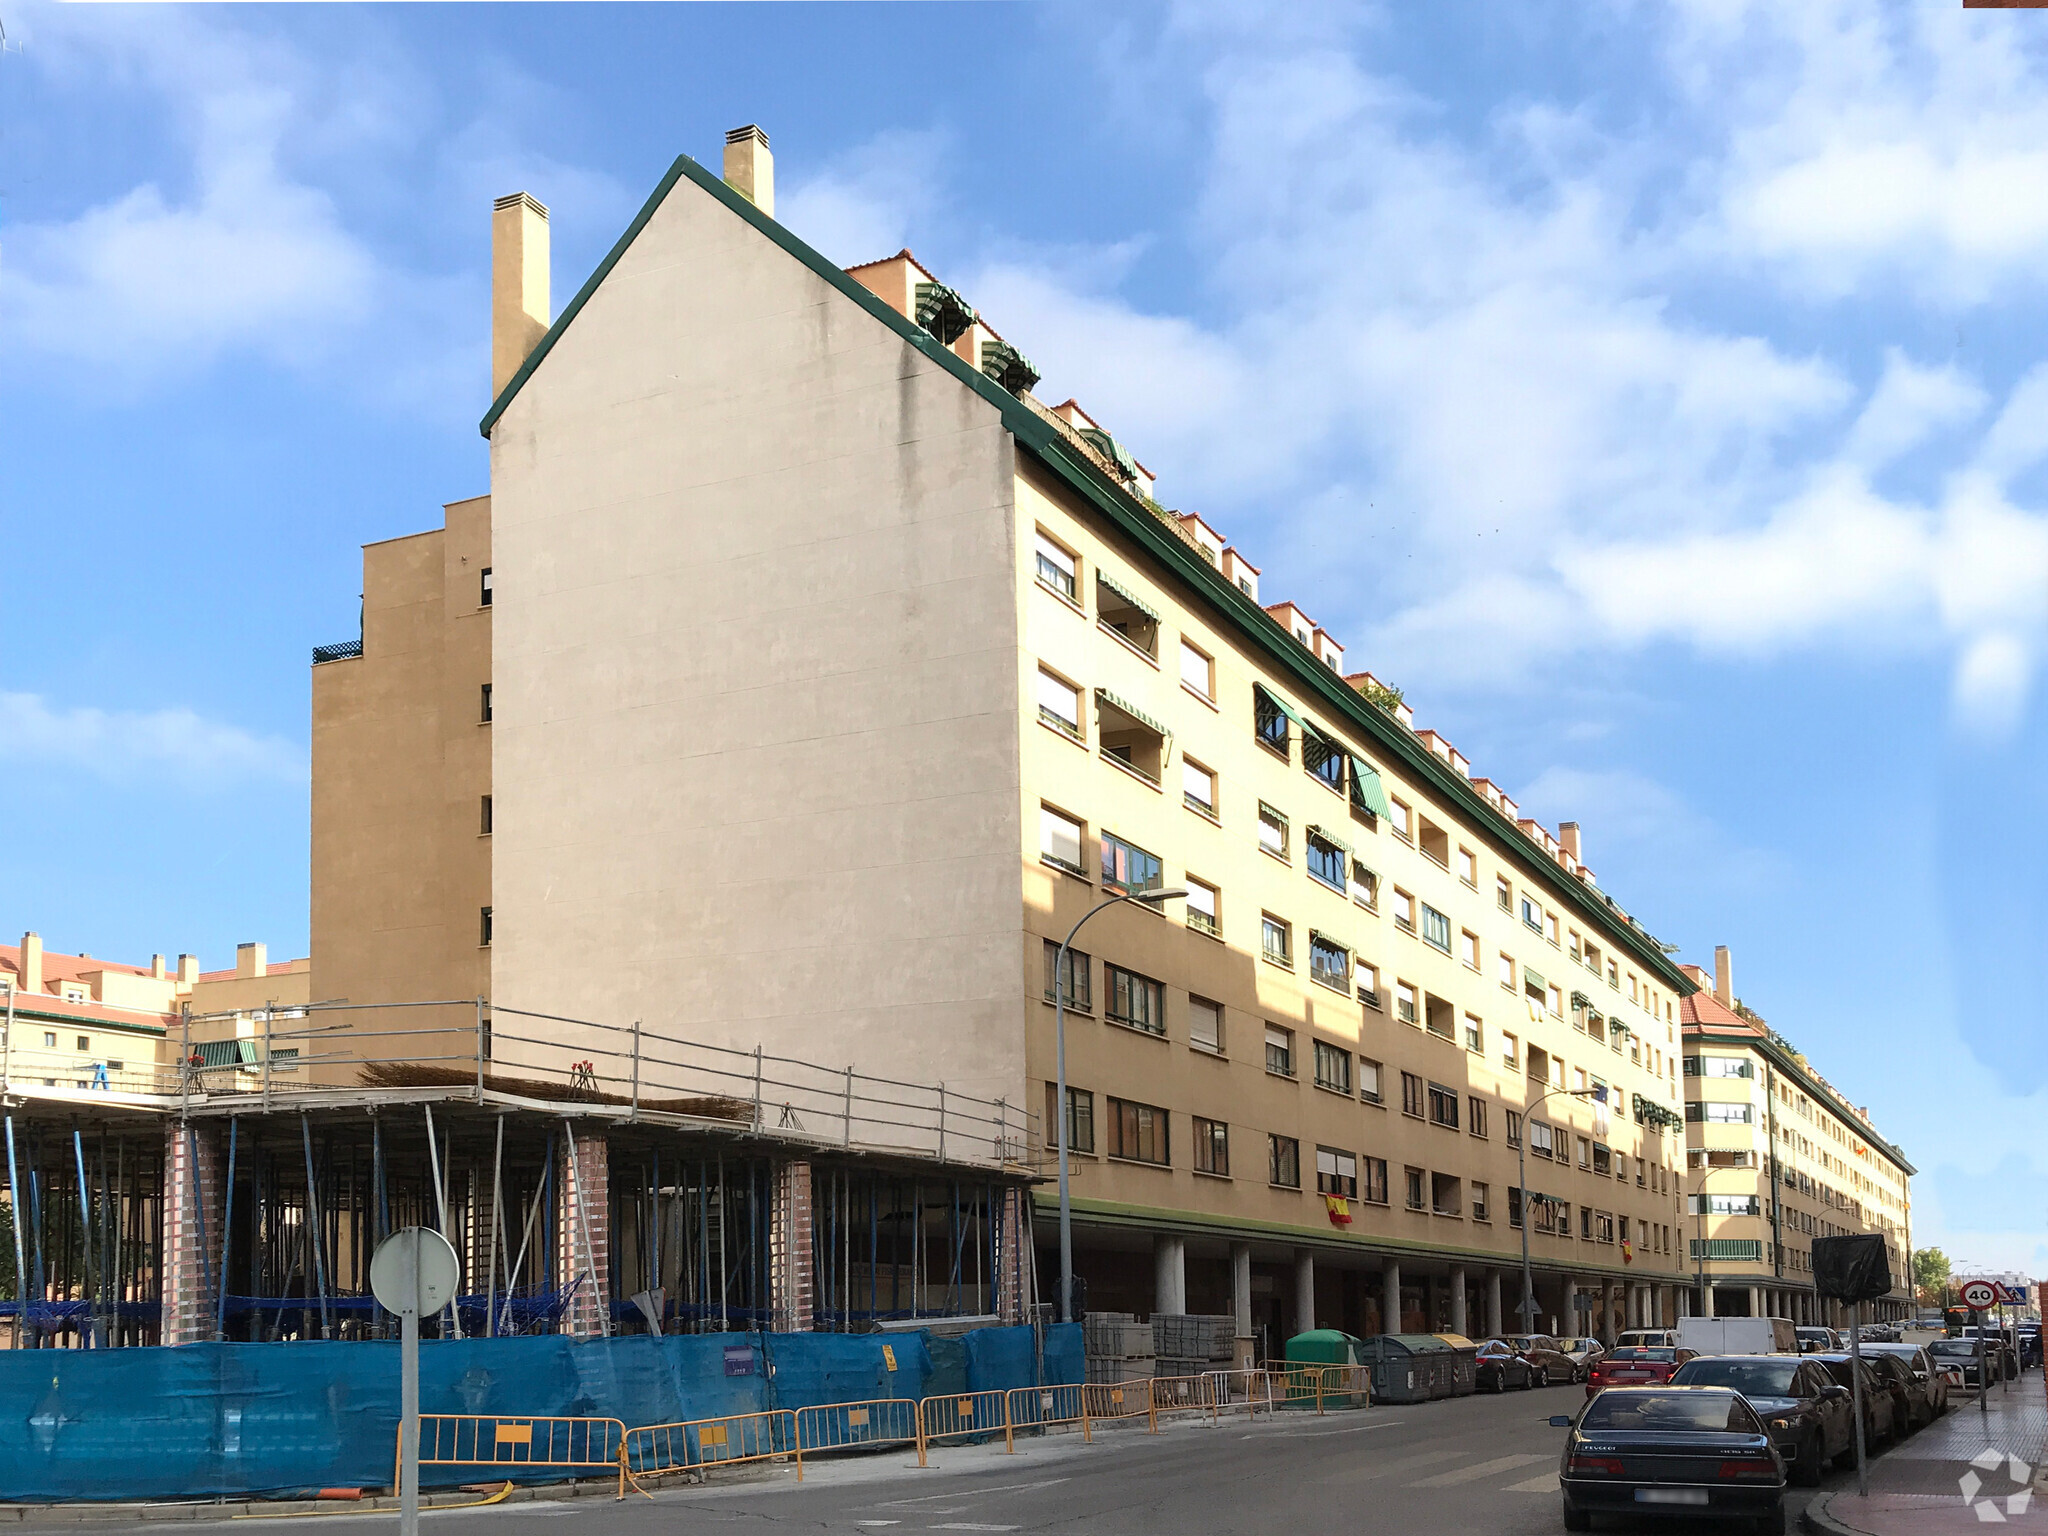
0, 1323, 1082, 1503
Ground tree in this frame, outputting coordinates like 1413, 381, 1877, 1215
1913, 1247, 1950, 1304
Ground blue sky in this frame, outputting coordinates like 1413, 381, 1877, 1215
2, 1, 2042, 1273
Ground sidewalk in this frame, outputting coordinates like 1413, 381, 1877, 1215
1806, 1378, 2048, 1536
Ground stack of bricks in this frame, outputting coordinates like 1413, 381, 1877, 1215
556, 1129, 610, 1336
769, 1159, 813, 1332
161, 1121, 224, 1345
995, 1186, 1027, 1324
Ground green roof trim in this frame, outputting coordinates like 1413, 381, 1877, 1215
1096, 569, 1160, 622
1095, 687, 1168, 739
476, 151, 1691, 992
1689, 1023, 1916, 1175
1349, 756, 1392, 819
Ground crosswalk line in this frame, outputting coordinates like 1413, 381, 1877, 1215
1408, 1453, 1552, 1488
1329, 1448, 1468, 1483
1506, 1472, 1560, 1494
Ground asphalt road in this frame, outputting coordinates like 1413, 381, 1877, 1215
155, 1375, 1890, 1536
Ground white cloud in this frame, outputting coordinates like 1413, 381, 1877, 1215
0, 692, 305, 789
780, 130, 951, 270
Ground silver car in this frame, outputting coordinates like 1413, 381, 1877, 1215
1862, 1342, 1950, 1423
1557, 1335, 1606, 1381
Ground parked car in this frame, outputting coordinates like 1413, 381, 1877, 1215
1558, 1336, 1607, 1380
1616, 1328, 1676, 1349
1863, 1353, 1927, 1433
1795, 1326, 1841, 1354
1587, 1345, 1698, 1397
1553, 1387, 1787, 1535
1810, 1354, 1900, 1445
1860, 1342, 1950, 1423
1927, 1335, 1998, 1388
2018, 1325, 2042, 1369
1677, 1317, 1800, 1356
1669, 1353, 1856, 1486
1503, 1334, 1581, 1386
1475, 1337, 1535, 1392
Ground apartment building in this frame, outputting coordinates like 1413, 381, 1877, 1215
0, 933, 308, 1095
1680, 947, 1914, 1324
311, 125, 1699, 1347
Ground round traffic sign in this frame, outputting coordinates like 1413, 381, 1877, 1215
370, 1227, 462, 1316
1959, 1279, 1999, 1311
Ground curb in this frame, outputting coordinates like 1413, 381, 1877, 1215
1800, 1492, 1866, 1536
0, 1477, 628, 1527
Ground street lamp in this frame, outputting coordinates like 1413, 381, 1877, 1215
1515, 1084, 1603, 1335
1055, 885, 1187, 1324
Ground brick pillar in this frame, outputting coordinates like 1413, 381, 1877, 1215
769, 1159, 814, 1332
162, 1121, 224, 1345
996, 1186, 1029, 1324
556, 1129, 610, 1337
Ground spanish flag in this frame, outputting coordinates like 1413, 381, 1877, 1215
1621, 1237, 1634, 1264
1325, 1194, 1353, 1226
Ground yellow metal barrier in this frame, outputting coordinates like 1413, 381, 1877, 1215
1005, 1383, 1092, 1443
1081, 1380, 1157, 1432
794, 1398, 922, 1459
1148, 1372, 1216, 1424
1312, 1364, 1372, 1414
407, 1415, 629, 1499
1205, 1367, 1277, 1418
624, 1409, 801, 1492
915, 1390, 1013, 1466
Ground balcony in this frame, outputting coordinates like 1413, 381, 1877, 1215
312, 638, 363, 664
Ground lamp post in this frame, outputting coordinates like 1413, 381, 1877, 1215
1055, 886, 1187, 1324
1515, 1084, 1602, 1334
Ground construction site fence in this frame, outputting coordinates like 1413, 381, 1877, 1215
411, 1415, 629, 1498
623, 1409, 800, 1492
1260, 1361, 1374, 1414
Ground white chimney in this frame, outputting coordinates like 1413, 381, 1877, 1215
723, 125, 774, 217
236, 941, 266, 980
1714, 944, 1733, 1007
491, 192, 551, 398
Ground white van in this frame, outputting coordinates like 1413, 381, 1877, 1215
1615, 1329, 1675, 1349
1675, 1316, 1800, 1356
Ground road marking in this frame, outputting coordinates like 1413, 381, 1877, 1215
856, 1524, 901, 1528
1409, 1453, 1552, 1488
1507, 1473, 1560, 1493
1273, 1419, 1407, 1438
928, 1526, 1020, 1532
874, 1479, 1069, 1508
1328, 1447, 1468, 1483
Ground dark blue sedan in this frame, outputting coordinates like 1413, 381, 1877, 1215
1552, 1385, 1787, 1534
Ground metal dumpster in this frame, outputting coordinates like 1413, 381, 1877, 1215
1282, 1329, 1365, 1408
1352, 1333, 1452, 1403
1430, 1333, 1479, 1396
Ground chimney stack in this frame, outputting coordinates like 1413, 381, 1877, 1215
491, 192, 551, 398
723, 125, 774, 217
178, 953, 199, 987
151, 954, 166, 980
19, 932, 41, 994
1713, 944, 1733, 1007
236, 941, 266, 980
1558, 821, 1581, 863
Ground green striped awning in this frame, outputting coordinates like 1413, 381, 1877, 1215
1524, 968, 1548, 992
1096, 688, 1168, 738
1255, 683, 1307, 732
1307, 824, 1354, 857
1308, 929, 1350, 952
1096, 570, 1159, 622
1349, 756, 1391, 818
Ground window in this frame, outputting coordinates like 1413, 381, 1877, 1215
1528, 1121, 1555, 1158
1182, 758, 1217, 816
1314, 1040, 1352, 1094
1179, 639, 1214, 698
1392, 888, 1416, 932
1351, 859, 1379, 908
1692, 1055, 1754, 1079
1471, 1182, 1490, 1222
1401, 1071, 1425, 1117
1261, 915, 1292, 966
1309, 933, 1350, 991
1306, 830, 1347, 890
1045, 1084, 1095, 1153
1502, 1030, 1519, 1069
1316, 1146, 1358, 1199
1194, 1116, 1230, 1176
1097, 571, 1159, 656
1427, 1081, 1459, 1129
1693, 1102, 1754, 1124
1576, 1136, 1592, 1170
1505, 1109, 1523, 1146
1497, 952, 1515, 989
1467, 1096, 1489, 1138
1395, 981, 1418, 1026
1189, 995, 1223, 1053
480, 566, 493, 606
1592, 1142, 1612, 1175
1545, 912, 1559, 945
1459, 930, 1479, 969
1185, 878, 1220, 937
1547, 983, 1563, 1017
1423, 992, 1455, 1040
1581, 1206, 1594, 1240
42, 1032, 55, 1049
76, 1034, 91, 1052
1357, 961, 1381, 1009
1040, 805, 1085, 875
480, 683, 492, 722
1254, 686, 1290, 754
1496, 875, 1512, 911
1456, 846, 1477, 886
1257, 802, 1289, 859
1419, 903, 1451, 954
1359, 1057, 1383, 1105
1042, 940, 1091, 1010
1104, 964, 1165, 1035
1691, 1194, 1761, 1217
1508, 1187, 1524, 1228
1418, 819, 1449, 867
1035, 532, 1077, 600
1265, 1025, 1295, 1077
1431, 1172, 1462, 1216
1108, 1097, 1169, 1164
480, 905, 493, 945
1404, 1166, 1425, 1210
1463, 1012, 1484, 1053
1036, 668, 1082, 738
480, 794, 493, 835
1303, 728, 1344, 792
1388, 797, 1412, 840
1521, 894, 1541, 931
1100, 831, 1162, 894
1269, 1134, 1301, 1188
